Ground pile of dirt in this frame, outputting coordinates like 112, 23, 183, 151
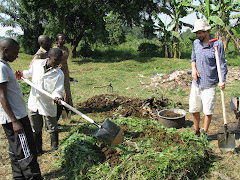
97, 124, 198, 167
122, 124, 187, 147
99, 144, 122, 166
78, 94, 170, 118
161, 111, 182, 118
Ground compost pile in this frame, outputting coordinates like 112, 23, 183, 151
78, 94, 170, 119
59, 118, 214, 180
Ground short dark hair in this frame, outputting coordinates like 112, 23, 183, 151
38, 35, 50, 45
48, 48, 63, 58
56, 34, 65, 41
0, 38, 19, 48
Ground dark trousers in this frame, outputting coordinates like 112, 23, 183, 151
57, 104, 63, 121
2, 116, 42, 180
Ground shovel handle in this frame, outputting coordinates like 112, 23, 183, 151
209, 38, 218, 43
21, 77, 102, 128
212, 45, 227, 125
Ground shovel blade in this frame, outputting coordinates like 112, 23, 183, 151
111, 128, 124, 145
95, 119, 124, 145
218, 133, 236, 153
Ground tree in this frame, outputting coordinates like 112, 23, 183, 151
1, 0, 163, 57
195, 0, 240, 50
142, 16, 156, 39
5, 29, 18, 38
0, 0, 45, 54
123, 25, 144, 41
154, 15, 172, 58
104, 11, 125, 45
158, 0, 194, 58
44, 0, 162, 57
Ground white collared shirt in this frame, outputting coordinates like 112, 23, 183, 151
23, 59, 64, 117
0, 60, 27, 124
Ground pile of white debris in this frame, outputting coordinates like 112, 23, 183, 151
139, 67, 240, 90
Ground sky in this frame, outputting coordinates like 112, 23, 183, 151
0, 26, 23, 37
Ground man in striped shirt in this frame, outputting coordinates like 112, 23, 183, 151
189, 19, 228, 137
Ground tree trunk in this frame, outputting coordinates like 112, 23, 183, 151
69, 29, 85, 58
173, 26, 179, 59
224, 26, 240, 50
173, 39, 177, 59
165, 43, 168, 58
164, 36, 168, 58
69, 44, 77, 58
224, 36, 231, 52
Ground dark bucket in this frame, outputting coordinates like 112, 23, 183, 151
158, 109, 186, 129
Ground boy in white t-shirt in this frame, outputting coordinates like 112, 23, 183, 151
0, 38, 42, 179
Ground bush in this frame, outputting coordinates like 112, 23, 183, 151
138, 42, 161, 57
79, 42, 93, 57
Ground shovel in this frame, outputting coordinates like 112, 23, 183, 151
21, 77, 124, 145
209, 38, 235, 153
230, 96, 240, 119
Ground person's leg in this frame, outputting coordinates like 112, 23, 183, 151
2, 123, 25, 179
56, 104, 63, 122
203, 115, 212, 132
2, 118, 42, 179
28, 110, 44, 155
189, 83, 202, 135
45, 116, 59, 151
202, 86, 216, 133
18, 117, 42, 179
192, 112, 201, 131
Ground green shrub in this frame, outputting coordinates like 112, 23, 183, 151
138, 42, 161, 57
79, 42, 93, 57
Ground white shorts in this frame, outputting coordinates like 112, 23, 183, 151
189, 83, 216, 115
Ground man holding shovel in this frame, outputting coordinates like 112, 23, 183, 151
189, 19, 228, 137
17, 48, 64, 154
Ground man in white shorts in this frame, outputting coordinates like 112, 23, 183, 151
189, 19, 228, 137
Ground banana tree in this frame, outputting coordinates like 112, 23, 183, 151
154, 14, 172, 58
158, 0, 194, 58
195, 0, 240, 51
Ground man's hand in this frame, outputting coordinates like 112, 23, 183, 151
15, 70, 23, 80
218, 82, 226, 90
12, 121, 24, 134
53, 97, 62, 105
192, 67, 200, 82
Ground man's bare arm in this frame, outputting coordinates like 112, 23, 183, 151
191, 62, 200, 82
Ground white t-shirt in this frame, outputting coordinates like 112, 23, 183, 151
0, 60, 27, 124
23, 59, 64, 117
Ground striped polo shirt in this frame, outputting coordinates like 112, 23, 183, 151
191, 38, 228, 88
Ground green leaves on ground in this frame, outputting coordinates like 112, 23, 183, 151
57, 117, 216, 180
